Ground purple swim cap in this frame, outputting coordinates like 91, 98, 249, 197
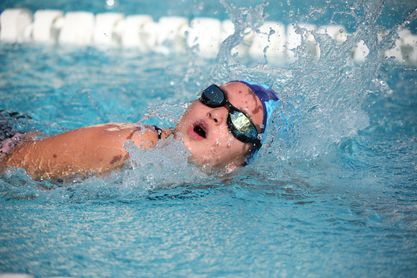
234, 80, 279, 164
236, 80, 279, 133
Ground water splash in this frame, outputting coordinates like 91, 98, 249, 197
210, 1, 392, 157
121, 138, 212, 190
1, 0, 416, 198
190, 0, 417, 189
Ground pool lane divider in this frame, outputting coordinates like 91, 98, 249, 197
0, 8, 416, 65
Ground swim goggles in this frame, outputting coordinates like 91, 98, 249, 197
200, 84, 261, 148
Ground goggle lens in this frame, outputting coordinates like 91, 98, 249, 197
201, 85, 226, 107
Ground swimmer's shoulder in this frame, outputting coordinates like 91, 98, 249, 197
83, 123, 171, 150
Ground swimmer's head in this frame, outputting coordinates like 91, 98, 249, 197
175, 81, 279, 173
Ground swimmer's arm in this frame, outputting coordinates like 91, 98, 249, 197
2, 123, 160, 179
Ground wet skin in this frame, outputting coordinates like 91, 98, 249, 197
175, 81, 264, 172
0, 123, 167, 180
0, 82, 264, 179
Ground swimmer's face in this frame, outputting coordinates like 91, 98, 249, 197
176, 81, 264, 172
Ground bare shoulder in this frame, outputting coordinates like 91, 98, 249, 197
79, 123, 160, 150
1, 123, 162, 179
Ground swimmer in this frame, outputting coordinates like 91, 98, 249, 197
0, 81, 278, 180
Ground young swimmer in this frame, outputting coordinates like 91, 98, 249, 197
0, 81, 278, 180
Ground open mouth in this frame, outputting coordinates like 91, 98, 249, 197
193, 124, 207, 138
188, 121, 208, 141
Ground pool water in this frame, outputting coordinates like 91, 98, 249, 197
1, 0, 417, 276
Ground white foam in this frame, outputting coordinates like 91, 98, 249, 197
123, 138, 209, 190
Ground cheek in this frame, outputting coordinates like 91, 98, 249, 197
188, 101, 207, 114
210, 127, 235, 147
178, 103, 199, 129
183, 103, 209, 122
212, 136, 248, 158
180, 104, 195, 121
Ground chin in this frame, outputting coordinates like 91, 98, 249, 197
188, 153, 244, 175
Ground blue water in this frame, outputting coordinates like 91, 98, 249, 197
1, 0, 417, 277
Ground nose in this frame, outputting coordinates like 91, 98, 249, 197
207, 107, 226, 125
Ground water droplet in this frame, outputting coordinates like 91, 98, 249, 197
106, 0, 116, 8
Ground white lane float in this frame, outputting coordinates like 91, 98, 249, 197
286, 23, 318, 62
317, 25, 348, 43
116, 15, 153, 51
221, 20, 255, 58
187, 17, 223, 58
0, 8, 416, 65
59, 12, 95, 45
93, 13, 124, 47
400, 31, 417, 65
353, 40, 370, 63
0, 8, 32, 42
32, 10, 63, 43
384, 29, 417, 65
155, 16, 188, 54
249, 21, 286, 64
